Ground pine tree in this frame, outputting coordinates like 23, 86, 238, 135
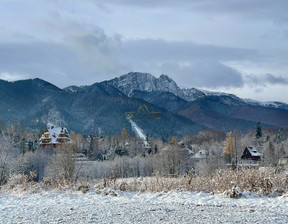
255, 122, 262, 139
223, 132, 233, 163
154, 144, 158, 154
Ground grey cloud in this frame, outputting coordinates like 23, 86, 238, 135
121, 39, 257, 62
42, 15, 130, 77
0, 32, 255, 89
265, 74, 288, 84
60, 22, 255, 88
0, 19, 272, 90
245, 74, 288, 86
191, 0, 288, 23
0, 27, 128, 87
157, 61, 244, 88
65, 27, 127, 75
93, 0, 288, 23
89, 0, 193, 8
0, 42, 96, 87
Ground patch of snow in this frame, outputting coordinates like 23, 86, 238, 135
0, 190, 288, 223
64, 86, 78, 93
244, 98, 288, 110
129, 119, 146, 139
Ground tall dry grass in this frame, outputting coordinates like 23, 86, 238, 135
93, 168, 288, 195
2, 167, 288, 197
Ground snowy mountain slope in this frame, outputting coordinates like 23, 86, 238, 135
243, 98, 288, 110
181, 87, 206, 101
65, 72, 288, 110
129, 119, 146, 139
0, 78, 203, 136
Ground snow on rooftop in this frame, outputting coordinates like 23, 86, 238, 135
247, 147, 262, 157
40, 125, 71, 145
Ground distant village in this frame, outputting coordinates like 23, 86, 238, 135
33, 122, 288, 177
1, 118, 288, 193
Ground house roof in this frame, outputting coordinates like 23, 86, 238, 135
39, 125, 71, 145
247, 146, 262, 157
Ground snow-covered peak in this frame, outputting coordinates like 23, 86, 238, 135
109, 72, 157, 95
181, 87, 206, 101
156, 74, 183, 96
108, 72, 183, 97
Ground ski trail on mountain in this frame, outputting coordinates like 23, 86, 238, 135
128, 119, 146, 139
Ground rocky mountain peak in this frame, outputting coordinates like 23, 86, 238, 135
107, 72, 185, 98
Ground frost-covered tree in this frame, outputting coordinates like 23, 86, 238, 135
263, 141, 285, 167
263, 141, 277, 166
274, 127, 288, 144
0, 124, 29, 186
46, 143, 77, 185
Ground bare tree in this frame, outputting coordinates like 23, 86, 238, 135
153, 144, 191, 176
45, 143, 77, 186
195, 156, 225, 176
0, 124, 29, 186
17, 150, 53, 182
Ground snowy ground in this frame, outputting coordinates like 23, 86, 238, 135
1, 190, 288, 224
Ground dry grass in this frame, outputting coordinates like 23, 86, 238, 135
2, 167, 288, 197
5, 171, 39, 193
93, 168, 288, 196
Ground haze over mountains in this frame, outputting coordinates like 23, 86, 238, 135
1, 72, 288, 137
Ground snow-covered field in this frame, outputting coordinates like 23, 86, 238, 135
1, 190, 288, 223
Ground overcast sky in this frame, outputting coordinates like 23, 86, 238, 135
0, 0, 288, 103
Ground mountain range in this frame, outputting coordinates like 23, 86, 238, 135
0, 72, 288, 138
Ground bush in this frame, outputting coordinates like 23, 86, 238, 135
7, 171, 38, 192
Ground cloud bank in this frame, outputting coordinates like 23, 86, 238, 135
0, 0, 287, 102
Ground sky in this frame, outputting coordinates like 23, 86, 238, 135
0, 0, 288, 103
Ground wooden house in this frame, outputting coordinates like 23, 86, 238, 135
240, 146, 262, 166
39, 125, 72, 148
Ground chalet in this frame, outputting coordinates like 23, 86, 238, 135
39, 125, 72, 148
241, 146, 262, 162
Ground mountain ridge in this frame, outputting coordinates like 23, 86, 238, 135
64, 72, 288, 110
1, 72, 288, 136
